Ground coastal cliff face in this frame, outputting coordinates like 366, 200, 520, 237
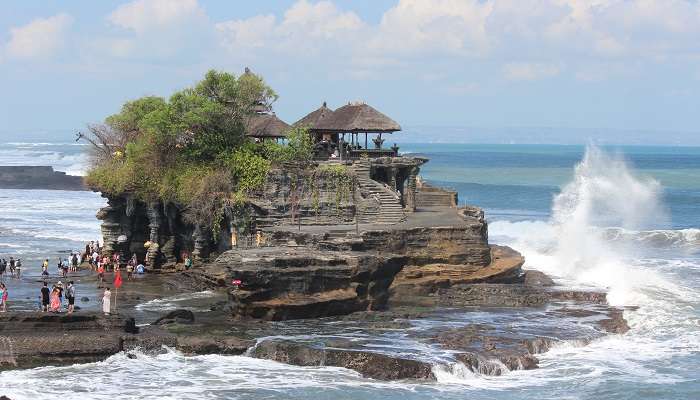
95, 160, 425, 268
190, 208, 516, 321
95, 165, 367, 268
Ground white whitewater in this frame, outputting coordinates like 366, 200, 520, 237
488, 145, 699, 390
2, 143, 698, 399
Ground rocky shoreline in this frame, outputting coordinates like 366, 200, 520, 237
0, 266, 629, 380
0, 201, 630, 381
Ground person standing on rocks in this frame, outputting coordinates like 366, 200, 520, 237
97, 261, 105, 283
71, 253, 79, 272
126, 262, 134, 280
8, 257, 15, 277
66, 281, 76, 314
41, 262, 49, 280
102, 287, 111, 315
0, 283, 7, 312
61, 259, 69, 278
0, 260, 6, 282
49, 286, 61, 312
40, 282, 50, 312
15, 259, 21, 278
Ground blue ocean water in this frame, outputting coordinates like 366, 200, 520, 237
402, 143, 700, 229
1, 141, 698, 400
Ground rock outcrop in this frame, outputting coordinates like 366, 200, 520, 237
0, 166, 85, 191
0, 313, 136, 369
195, 211, 523, 320
250, 340, 435, 381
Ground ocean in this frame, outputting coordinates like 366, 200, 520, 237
1, 140, 698, 399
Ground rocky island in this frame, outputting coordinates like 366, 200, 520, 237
0, 69, 629, 381
0, 166, 85, 191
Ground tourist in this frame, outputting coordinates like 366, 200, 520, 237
40, 282, 50, 312
0, 283, 7, 312
112, 253, 120, 271
41, 262, 49, 280
0, 260, 5, 281
71, 253, 79, 272
50, 286, 61, 312
56, 281, 64, 307
91, 251, 99, 271
61, 259, 69, 277
66, 281, 76, 314
126, 262, 134, 280
136, 263, 145, 275
184, 255, 193, 270
102, 287, 111, 315
8, 257, 15, 277
15, 258, 21, 278
97, 261, 105, 283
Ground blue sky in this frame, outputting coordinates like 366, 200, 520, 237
1, 0, 699, 144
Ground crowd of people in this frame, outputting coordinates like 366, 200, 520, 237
38, 280, 77, 314
0, 240, 148, 314
0, 257, 23, 279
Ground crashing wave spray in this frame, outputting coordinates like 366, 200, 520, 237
547, 145, 668, 303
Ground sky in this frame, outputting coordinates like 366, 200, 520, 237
1, 0, 699, 144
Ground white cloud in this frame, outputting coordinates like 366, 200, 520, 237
103, 0, 212, 61
369, 0, 493, 56
5, 13, 73, 60
217, 14, 276, 50
108, 0, 205, 33
216, 0, 363, 56
212, 0, 700, 83
503, 62, 561, 81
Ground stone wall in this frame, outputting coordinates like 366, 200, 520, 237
249, 167, 357, 226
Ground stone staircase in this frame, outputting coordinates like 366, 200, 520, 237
352, 160, 405, 225
416, 181, 457, 208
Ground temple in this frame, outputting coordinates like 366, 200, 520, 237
98, 93, 456, 266
245, 100, 429, 216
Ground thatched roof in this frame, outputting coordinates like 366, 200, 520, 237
293, 101, 335, 129
245, 113, 290, 138
314, 102, 401, 133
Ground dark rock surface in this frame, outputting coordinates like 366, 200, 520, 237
251, 340, 435, 381
0, 313, 135, 369
153, 309, 195, 325
0, 166, 86, 191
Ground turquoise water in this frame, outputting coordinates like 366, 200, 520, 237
1, 142, 699, 399
403, 144, 700, 229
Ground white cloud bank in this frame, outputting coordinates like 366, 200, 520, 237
3, 0, 700, 82
108, 0, 205, 33
211, 0, 700, 81
4, 13, 73, 60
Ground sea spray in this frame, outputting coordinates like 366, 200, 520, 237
505, 145, 672, 305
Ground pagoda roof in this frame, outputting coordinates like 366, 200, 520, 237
313, 102, 401, 133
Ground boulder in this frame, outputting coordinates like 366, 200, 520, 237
251, 340, 435, 381
523, 270, 555, 286
153, 309, 195, 325
176, 336, 252, 355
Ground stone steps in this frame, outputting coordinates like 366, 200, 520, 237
352, 161, 405, 225
416, 185, 457, 208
